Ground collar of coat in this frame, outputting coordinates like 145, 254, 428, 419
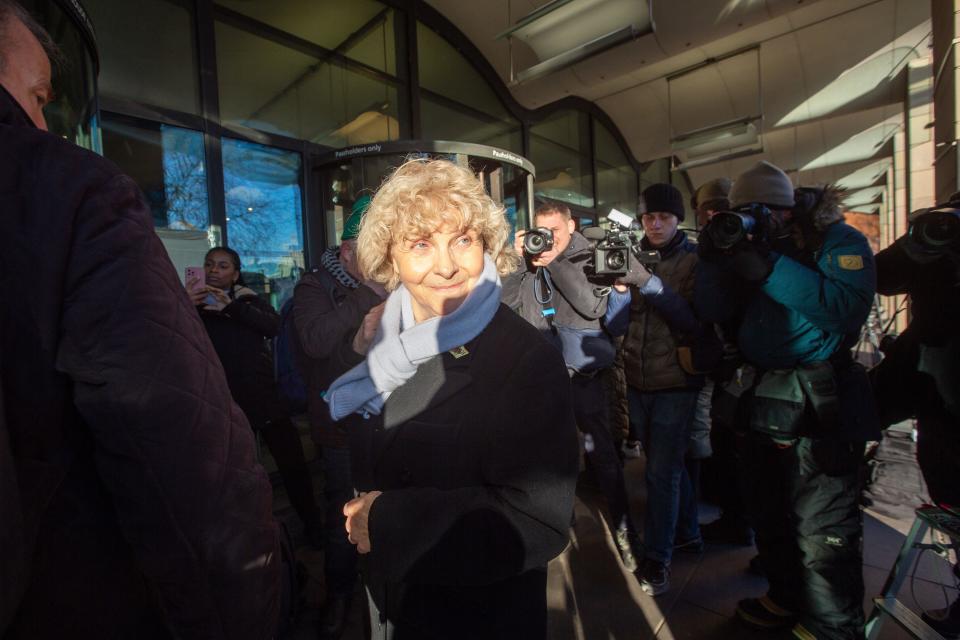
0, 84, 35, 130
642, 229, 689, 258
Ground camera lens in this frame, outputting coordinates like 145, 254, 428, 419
915, 213, 960, 248
524, 233, 544, 254
605, 249, 626, 271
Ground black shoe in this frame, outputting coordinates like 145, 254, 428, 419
636, 558, 670, 596
614, 525, 640, 573
700, 516, 753, 546
318, 594, 352, 640
736, 596, 796, 630
921, 601, 960, 638
674, 536, 705, 554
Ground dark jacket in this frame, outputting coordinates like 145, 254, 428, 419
199, 287, 283, 428
293, 264, 383, 448
351, 306, 579, 639
502, 231, 614, 373
605, 231, 701, 391
0, 87, 281, 639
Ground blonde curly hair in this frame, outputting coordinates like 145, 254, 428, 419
357, 157, 520, 290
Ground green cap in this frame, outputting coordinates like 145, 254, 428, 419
341, 194, 371, 241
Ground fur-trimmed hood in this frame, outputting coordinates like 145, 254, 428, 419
798, 184, 846, 231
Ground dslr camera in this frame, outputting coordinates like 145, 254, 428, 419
523, 227, 554, 255
583, 209, 660, 276
909, 205, 960, 254
704, 204, 770, 250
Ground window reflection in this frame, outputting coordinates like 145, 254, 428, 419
595, 121, 637, 216
420, 97, 522, 153
222, 139, 305, 308
216, 20, 400, 146
531, 110, 594, 208
84, 0, 200, 114
101, 115, 210, 230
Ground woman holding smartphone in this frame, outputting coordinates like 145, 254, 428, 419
189, 246, 322, 544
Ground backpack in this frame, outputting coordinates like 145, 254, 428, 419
273, 269, 341, 415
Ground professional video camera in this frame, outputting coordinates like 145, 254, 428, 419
704, 204, 771, 250
909, 205, 960, 254
523, 227, 554, 255
583, 209, 660, 276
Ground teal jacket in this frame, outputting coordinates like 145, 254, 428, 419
695, 222, 876, 370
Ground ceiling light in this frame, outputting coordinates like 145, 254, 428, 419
498, 0, 653, 83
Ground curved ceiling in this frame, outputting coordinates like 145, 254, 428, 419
426, 0, 930, 199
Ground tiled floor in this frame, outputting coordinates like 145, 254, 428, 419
274, 451, 958, 640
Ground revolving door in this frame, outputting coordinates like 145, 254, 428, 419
313, 140, 536, 254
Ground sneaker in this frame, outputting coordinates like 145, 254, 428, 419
614, 525, 640, 573
622, 440, 642, 459
921, 602, 960, 638
637, 558, 670, 596
674, 536, 705, 554
736, 596, 796, 630
700, 516, 753, 546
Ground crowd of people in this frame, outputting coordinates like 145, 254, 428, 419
3, 1, 959, 639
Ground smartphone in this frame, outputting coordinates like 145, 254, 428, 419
184, 266, 205, 292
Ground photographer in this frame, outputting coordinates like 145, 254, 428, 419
695, 161, 877, 640
603, 183, 704, 597
872, 200, 960, 637
502, 202, 641, 574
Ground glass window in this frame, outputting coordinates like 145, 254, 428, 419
216, 0, 396, 75
530, 110, 594, 208
594, 120, 637, 216
640, 158, 670, 191
222, 139, 305, 308
417, 23, 513, 123
216, 21, 400, 146
420, 97, 522, 153
100, 114, 210, 230
83, 0, 200, 114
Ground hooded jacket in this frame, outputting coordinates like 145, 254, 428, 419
0, 86, 281, 639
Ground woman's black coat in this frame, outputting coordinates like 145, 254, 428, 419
351, 305, 579, 639
200, 291, 283, 428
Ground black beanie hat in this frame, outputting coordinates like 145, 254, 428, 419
642, 183, 685, 222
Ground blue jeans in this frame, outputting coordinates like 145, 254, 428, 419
628, 388, 698, 564
322, 446, 358, 596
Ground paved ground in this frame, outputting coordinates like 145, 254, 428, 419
268, 429, 958, 640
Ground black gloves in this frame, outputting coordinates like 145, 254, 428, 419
617, 256, 653, 288
726, 241, 774, 283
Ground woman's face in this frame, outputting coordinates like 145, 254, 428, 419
204, 251, 239, 290
391, 222, 485, 323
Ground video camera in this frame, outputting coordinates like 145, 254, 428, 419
583, 209, 660, 276
704, 204, 771, 250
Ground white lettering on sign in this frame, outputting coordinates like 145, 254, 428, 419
334, 143, 383, 159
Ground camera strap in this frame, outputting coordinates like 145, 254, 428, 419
533, 267, 556, 328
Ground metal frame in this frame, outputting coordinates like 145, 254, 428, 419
93, 0, 657, 266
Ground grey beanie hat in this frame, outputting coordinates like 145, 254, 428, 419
729, 161, 795, 209
692, 178, 732, 209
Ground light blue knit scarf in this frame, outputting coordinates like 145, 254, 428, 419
325, 254, 501, 421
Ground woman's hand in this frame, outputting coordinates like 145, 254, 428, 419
352, 302, 386, 355
203, 286, 231, 312
344, 490, 382, 554
186, 278, 208, 306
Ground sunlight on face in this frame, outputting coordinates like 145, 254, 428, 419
390, 223, 485, 323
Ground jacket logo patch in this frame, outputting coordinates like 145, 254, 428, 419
837, 255, 864, 270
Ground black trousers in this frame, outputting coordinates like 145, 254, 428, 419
740, 432, 866, 640
571, 373, 636, 535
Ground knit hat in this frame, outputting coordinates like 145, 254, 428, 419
642, 183, 685, 222
729, 161, 794, 209
692, 178, 732, 210
341, 193, 371, 241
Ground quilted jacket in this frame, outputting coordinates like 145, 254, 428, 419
0, 87, 282, 639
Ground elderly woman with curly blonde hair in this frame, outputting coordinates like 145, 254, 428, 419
325, 158, 578, 639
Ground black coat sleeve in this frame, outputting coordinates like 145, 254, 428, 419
54, 173, 282, 640
546, 252, 607, 319
365, 340, 579, 586
222, 293, 280, 338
